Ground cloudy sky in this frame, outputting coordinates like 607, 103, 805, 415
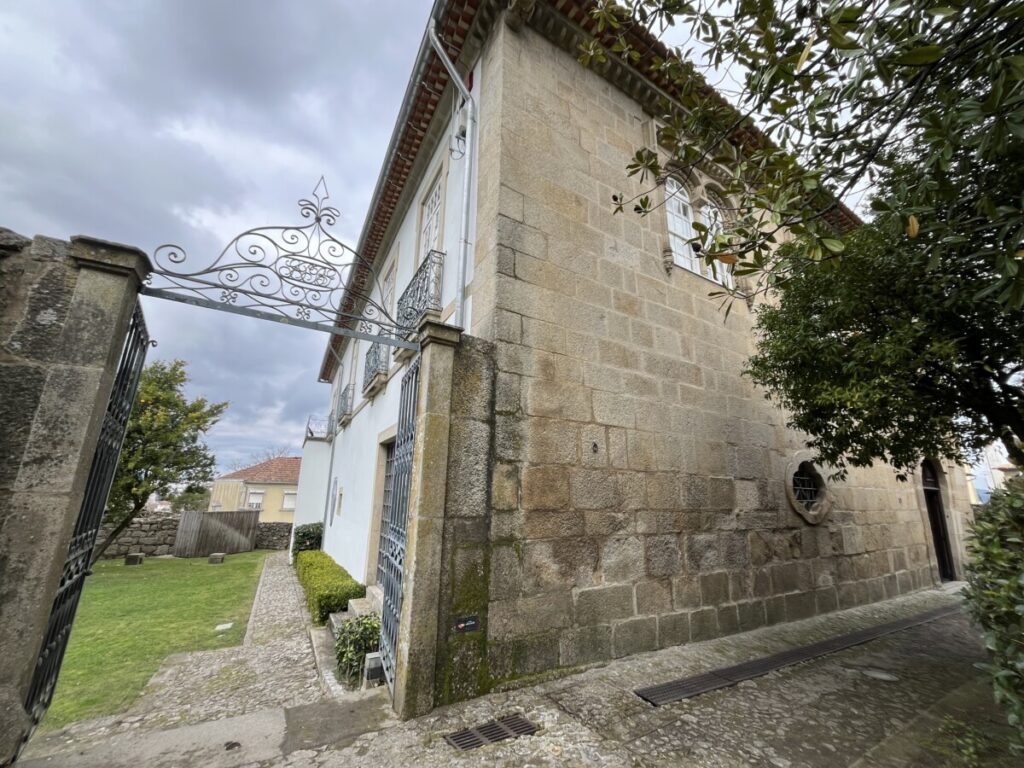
0, 1, 430, 471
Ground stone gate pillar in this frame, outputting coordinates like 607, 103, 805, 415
392, 318, 461, 719
0, 229, 151, 762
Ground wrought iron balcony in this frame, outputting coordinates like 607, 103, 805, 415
336, 383, 355, 428
396, 250, 444, 332
305, 414, 330, 439
363, 341, 389, 396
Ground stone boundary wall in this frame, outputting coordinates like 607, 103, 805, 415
256, 522, 292, 550
100, 509, 180, 559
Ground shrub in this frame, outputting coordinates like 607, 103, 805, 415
335, 613, 381, 684
964, 475, 1024, 754
294, 550, 365, 625
292, 523, 323, 554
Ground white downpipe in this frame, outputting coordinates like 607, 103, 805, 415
428, 23, 475, 329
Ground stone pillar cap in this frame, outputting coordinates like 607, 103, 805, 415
71, 235, 153, 284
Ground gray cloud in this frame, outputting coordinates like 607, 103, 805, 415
0, 0, 429, 471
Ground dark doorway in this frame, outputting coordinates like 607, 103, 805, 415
922, 460, 955, 581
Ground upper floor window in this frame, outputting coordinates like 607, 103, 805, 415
420, 174, 443, 263
246, 489, 264, 511
665, 177, 734, 289
381, 261, 396, 316
282, 491, 296, 511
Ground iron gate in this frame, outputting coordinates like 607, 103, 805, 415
376, 356, 420, 692
20, 303, 151, 743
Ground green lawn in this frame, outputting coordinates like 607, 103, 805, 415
43, 550, 269, 730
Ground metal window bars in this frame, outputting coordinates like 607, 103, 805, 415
305, 414, 331, 439
336, 383, 355, 428
363, 341, 390, 395
396, 250, 444, 332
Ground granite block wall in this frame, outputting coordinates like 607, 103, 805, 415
429, 20, 975, 705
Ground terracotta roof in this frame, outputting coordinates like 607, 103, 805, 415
220, 457, 301, 484
319, 0, 861, 380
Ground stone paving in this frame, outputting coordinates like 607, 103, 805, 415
251, 587, 1008, 768
23, 584, 1018, 768
24, 552, 325, 759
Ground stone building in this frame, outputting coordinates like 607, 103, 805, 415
296, 0, 974, 717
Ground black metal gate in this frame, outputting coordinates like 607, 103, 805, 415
376, 356, 420, 693
20, 303, 151, 743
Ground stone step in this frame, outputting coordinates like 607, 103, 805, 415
346, 597, 375, 619
365, 584, 383, 614
328, 610, 351, 638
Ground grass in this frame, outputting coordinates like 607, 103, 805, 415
42, 550, 269, 730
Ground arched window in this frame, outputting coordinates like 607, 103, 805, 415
665, 178, 733, 287
698, 199, 734, 289
665, 177, 698, 273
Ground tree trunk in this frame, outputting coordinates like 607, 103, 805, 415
90, 502, 145, 566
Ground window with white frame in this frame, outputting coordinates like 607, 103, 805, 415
381, 261, 396, 315
246, 489, 264, 511
665, 177, 734, 288
420, 174, 442, 263
282, 491, 296, 510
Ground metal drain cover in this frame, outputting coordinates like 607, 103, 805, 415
444, 713, 539, 750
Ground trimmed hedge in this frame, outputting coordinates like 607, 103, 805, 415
964, 475, 1024, 754
295, 550, 365, 625
293, 522, 323, 554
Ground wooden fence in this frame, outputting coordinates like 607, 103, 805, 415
173, 509, 260, 558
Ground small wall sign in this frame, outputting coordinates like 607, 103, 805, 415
454, 614, 479, 633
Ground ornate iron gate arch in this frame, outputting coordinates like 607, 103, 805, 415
142, 178, 420, 351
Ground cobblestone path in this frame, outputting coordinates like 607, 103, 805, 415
23, 586, 1017, 768
26, 551, 324, 756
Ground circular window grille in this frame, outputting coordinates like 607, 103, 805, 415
792, 462, 822, 511
785, 455, 833, 524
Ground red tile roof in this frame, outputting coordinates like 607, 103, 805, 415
319, 0, 860, 380
220, 457, 301, 484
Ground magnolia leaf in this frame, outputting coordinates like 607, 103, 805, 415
906, 215, 920, 238
716, 253, 739, 264
796, 34, 815, 73
895, 45, 945, 66
822, 238, 845, 253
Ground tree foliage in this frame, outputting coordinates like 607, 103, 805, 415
745, 175, 1024, 475
93, 360, 227, 562
582, 0, 1024, 308
167, 485, 211, 513
964, 477, 1024, 752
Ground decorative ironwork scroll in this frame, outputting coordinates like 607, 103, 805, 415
143, 178, 419, 350
396, 249, 444, 330
363, 340, 390, 394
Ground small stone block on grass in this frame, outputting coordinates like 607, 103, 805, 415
208, 553, 226, 564
215, 622, 234, 632
124, 553, 144, 566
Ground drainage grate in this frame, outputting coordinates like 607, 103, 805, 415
636, 603, 961, 706
444, 713, 539, 751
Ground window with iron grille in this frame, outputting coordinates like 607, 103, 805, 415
792, 462, 824, 511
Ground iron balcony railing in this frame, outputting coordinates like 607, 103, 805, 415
306, 414, 330, 439
336, 383, 355, 427
396, 250, 444, 331
363, 341, 389, 394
